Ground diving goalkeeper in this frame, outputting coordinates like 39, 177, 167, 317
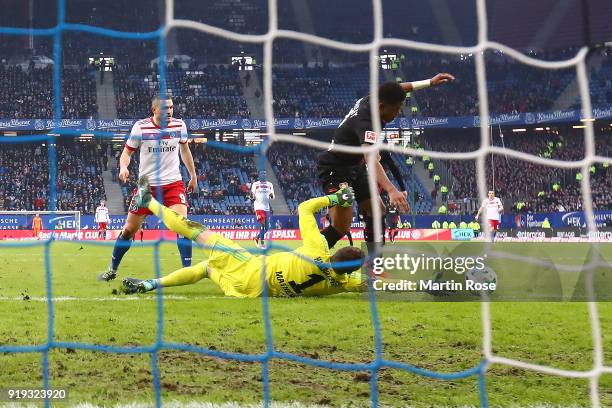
122, 176, 366, 297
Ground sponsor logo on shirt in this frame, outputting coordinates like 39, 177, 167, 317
364, 130, 377, 143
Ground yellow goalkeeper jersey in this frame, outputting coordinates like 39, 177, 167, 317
206, 196, 364, 297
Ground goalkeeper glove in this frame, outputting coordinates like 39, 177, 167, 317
327, 186, 355, 208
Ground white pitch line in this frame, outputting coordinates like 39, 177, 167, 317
0, 295, 235, 302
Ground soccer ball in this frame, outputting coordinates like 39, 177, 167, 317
465, 266, 497, 295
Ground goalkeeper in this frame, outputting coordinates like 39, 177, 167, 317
122, 176, 366, 297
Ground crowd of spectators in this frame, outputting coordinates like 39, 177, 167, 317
0, 64, 97, 118
422, 131, 612, 213
0, 47, 609, 120
271, 65, 370, 118
0, 130, 609, 217
188, 144, 255, 215
115, 64, 250, 119
267, 143, 324, 213
267, 142, 433, 214
116, 141, 256, 215
400, 52, 577, 117
0, 142, 106, 213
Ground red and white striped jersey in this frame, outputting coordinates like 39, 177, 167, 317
251, 181, 275, 212
95, 205, 109, 223
481, 197, 503, 221
125, 117, 189, 186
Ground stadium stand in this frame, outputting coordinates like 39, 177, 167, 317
267, 143, 434, 214
267, 143, 323, 214
116, 141, 256, 215
271, 65, 372, 118
0, 0, 611, 217
0, 142, 106, 213
114, 64, 250, 119
422, 131, 612, 213
0, 64, 97, 118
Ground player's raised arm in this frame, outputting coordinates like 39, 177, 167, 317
399, 73, 455, 93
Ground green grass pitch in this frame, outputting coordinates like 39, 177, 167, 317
0, 240, 610, 407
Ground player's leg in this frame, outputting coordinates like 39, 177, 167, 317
162, 180, 193, 267
255, 211, 263, 248
169, 203, 192, 267
489, 219, 499, 242
136, 176, 213, 243
125, 179, 255, 296
325, 205, 353, 247
260, 212, 271, 247
359, 196, 387, 255
346, 229, 354, 246
123, 262, 208, 293
351, 166, 387, 254
99, 212, 144, 281
318, 167, 353, 248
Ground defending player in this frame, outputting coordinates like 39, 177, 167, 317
476, 190, 503, 241
95, 200, 109, 240
386, 207, 400, 243
317, 74, 454, 254
122, 176, 365, 297
251, 172, 275, 249
98, 96, 197, 281
32, 213, 42, 240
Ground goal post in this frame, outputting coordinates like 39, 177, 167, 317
0, 211, 81, 235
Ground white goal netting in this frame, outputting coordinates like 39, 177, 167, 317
169, 0, 610, 405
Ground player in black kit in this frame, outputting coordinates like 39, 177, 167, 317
386, 206, 400, 243
317, 74, 454, 253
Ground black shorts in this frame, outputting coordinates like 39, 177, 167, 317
317, 163, 372, 204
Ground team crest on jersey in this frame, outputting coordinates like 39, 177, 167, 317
364, 131, 377, 143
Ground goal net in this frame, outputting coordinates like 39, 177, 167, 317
0, 0, 609, 407
0, 210, 81, 240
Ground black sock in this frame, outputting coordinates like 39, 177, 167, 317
364, 216, 374, 243
321, 225, 344, 249
346, 230, 354, 246
381, 217, 386, 245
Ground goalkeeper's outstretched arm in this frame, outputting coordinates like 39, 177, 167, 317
298, 188, 355, 250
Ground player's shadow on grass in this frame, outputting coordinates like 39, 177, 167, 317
570, 245, 612, 301
433, 242, 564, 301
